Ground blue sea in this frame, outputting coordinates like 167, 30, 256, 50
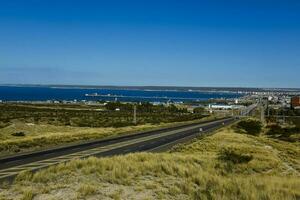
0, 86, 243, 102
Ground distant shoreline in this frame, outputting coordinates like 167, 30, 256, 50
1, 84, 299, 93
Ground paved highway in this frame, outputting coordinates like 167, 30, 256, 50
0, 117, 236, 182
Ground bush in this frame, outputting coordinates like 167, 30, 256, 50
193, 107, 205, 114
266, 124, 281, 135
11, 132, 26, 137
218, 147, 253, 164
112, 121, 135, 128
0, 121, 9, 128
236, 119, 262, 136
266, 124, 300, 137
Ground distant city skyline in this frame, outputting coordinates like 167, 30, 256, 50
0, 1, 300, 88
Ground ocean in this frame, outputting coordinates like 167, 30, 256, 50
0, 86, 243, 102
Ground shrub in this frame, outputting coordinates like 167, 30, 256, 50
112, 121, 135, 128
11, 132, 26, 137
193, 107, 205, 114
0, 121, 9, 128
218, 147, 253, 164
236, 119, 262, 136
266, 124, 281, 135
266, 124, 300, 138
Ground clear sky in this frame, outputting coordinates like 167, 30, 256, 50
0, 0, 300, 88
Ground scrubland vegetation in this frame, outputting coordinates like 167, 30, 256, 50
0, 103, 207, 155
236, 119, 262, 136
266, 124, 300, 142
0, 102, 203, 128
0, 119, 299, 200
267, 107, 300, 129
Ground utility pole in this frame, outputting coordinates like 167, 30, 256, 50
133, 105, 137, 124
260, 99, 265, 123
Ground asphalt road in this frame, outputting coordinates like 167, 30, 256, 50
0, 117, 236, 182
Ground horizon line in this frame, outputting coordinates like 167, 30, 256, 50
1, 83, 300, 90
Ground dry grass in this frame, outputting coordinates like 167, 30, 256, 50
20, 189, 34, 200
0, 125, 299, 199
76, 184, 97, 198
0, 118, 212, 156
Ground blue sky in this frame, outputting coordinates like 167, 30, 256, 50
0, 0, 300, 88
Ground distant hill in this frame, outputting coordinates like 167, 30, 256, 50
1, 84, 300, 93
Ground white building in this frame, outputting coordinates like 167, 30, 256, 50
208, 104, 233, 110
208, 104, 245, 110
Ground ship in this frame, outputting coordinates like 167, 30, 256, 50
85, 93, 101, 97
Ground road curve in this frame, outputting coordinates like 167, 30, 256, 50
0, 117, 236, 182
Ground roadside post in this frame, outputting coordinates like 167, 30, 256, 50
199, 127, 203, 134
